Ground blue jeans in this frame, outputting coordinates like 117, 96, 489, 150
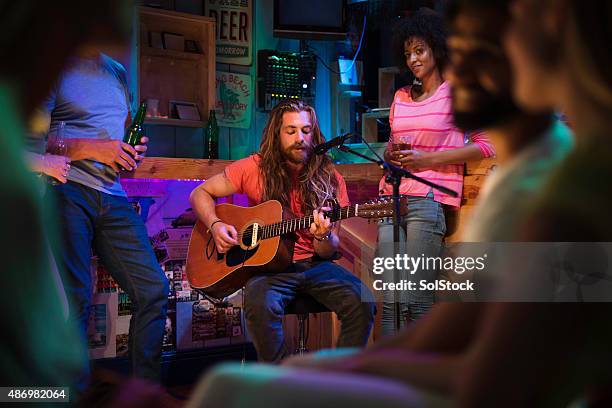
50, 181, 168, 383
243, 260, 376, 362
377, 191, 446, 335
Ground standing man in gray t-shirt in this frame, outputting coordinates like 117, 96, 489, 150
40, 50, 168, 385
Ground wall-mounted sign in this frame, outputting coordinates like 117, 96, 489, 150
205, 0, 252, 66
215, 71, 252, 129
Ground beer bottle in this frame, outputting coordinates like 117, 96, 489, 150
124, 101, 147, 146
204, 110, 219, 159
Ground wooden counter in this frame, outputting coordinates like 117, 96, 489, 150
125, 157, 385, 183
125, 157, 496, 241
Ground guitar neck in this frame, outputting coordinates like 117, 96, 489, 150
259, 205, 356, 239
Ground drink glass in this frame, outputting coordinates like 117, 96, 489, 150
55, 121, 67, 156
146, 98, 159, 118
392, 135, 412, 156
49, 121, 67, 185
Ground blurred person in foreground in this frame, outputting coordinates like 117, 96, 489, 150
449, 0, 612, 406
0, 0, 131, 392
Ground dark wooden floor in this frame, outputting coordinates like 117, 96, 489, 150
86, 343, 258, 406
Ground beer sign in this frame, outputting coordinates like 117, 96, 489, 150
205, 0, 253, 66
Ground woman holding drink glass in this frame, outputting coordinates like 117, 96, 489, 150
377, 9, 495, 334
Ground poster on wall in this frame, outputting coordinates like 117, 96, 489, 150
215, 71, 252, 129
205, 0, 252, 65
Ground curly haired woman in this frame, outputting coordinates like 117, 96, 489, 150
377, 9, 495, 334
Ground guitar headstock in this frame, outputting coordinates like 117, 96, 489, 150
356, 197, 408, 219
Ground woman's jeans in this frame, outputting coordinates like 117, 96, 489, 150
376, 191, 446, 336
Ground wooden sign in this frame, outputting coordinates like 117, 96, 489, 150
215, 71, 252, 128
205, 0, 253, 66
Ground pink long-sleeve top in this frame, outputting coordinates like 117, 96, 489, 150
378, 81, 495, 208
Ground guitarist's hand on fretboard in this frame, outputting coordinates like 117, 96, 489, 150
310, 207, 334, 240
210, 221, 238, 253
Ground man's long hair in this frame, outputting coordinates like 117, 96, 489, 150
258, 100, 339, 213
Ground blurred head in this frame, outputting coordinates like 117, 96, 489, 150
394, 8, 448, 80
259, 100, 339, 212
445, 0, 522, 131
0, 0, 132, 115
504, 0, 612, 112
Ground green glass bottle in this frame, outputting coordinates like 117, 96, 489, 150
124, 101, 147, 146
204, 110, 219, 159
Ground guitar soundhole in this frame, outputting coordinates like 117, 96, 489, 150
226, 245, 257, 267
241, 224, 258, 248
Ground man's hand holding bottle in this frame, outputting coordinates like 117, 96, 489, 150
78, 136, 147, 173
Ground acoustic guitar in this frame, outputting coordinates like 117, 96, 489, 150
186, 198, 406, 299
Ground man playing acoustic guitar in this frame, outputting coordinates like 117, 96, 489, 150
189, 100, 376, 362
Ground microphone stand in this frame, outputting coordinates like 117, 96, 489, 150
335, 143, 458, 332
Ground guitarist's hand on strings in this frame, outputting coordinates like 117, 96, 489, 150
210, 221, 238, 253
310, 207, 333, 240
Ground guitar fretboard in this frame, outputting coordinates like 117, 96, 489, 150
259, 205, 356, 239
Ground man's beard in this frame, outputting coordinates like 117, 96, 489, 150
452, 94, 522, 132
282, 143, 311, 165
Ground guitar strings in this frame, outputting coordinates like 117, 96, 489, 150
234, 207, 355, 242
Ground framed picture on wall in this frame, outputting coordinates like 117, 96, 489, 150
149, 31, 164, 49
169, 100, 201, 121
162, 32, 184, 51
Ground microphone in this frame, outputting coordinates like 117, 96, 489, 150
314, 133, 353, 155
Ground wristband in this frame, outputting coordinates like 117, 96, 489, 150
208, 219, 223, 232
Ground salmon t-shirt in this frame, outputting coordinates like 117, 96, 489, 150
224, 154, 350, 261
